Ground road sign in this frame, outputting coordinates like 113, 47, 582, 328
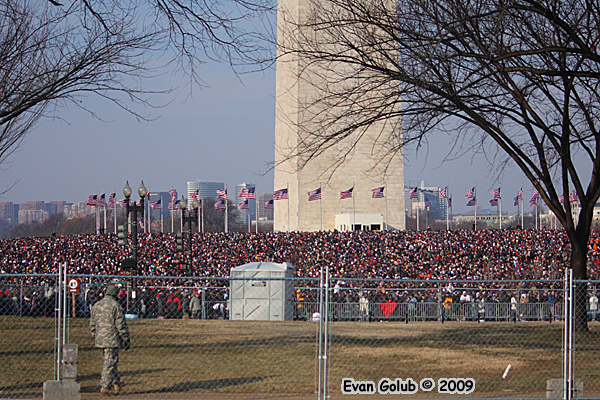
68, 278, 80, 293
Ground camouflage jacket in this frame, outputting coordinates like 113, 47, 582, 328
90, 295, 130, 348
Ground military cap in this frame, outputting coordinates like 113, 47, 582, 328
105, 285, 119, 297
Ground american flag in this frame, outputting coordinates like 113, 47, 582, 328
491, 187, 501, 199
340, 187, 353, 199
514, 195, 519, 206
371, 187, 385, 198
265, 199, 274, 209
529, 191, 539, 207
214, 199, 226, 210
308, 188, 321, 201
490, 198, 498, 207
424, 198, 431, 209
190, 189, 199, 200
217, 189, 227, 200
273, 188, 288, 200
150, 199, 162, 210
169, 189, 177, 199
569, 190, 578, 203
238, 199, 249, 210
238, 187, 256, 199
558, 195, 565, 203
168, 200, 180, 210
465, 187, 475, 198
529, 197, 537, 207
409, 187, 418, 199
518, 187, 523, 200
108, 192, 116, 209
466, 197, 476, 206
86, 195, 97, 206
440, 187, 447, 199
117, 199, 127, 209
97, 193, 106, 207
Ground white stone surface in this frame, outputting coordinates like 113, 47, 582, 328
274, 0, 405, 231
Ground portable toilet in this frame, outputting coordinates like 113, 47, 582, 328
229, 262, 294, 321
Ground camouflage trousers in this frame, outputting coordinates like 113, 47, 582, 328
100, 348, 121, 388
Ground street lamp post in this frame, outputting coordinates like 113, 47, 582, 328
179, 196, 199, 275
123, 180, 147, 315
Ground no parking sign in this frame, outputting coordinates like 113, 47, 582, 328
68, 278, 80, 293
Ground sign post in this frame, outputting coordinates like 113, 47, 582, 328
68, 278, 80, 318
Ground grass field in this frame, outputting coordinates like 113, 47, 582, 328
1, 317, 600, 399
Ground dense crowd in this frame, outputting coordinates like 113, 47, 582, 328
1, 228, 600, 319
2, 229, 600, 282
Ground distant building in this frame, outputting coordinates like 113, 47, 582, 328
47, 201, 66, 215
147, 191, 172, 220
0, 202, 19, 225
64, 203, 86, 219
404, 182, 448, 220
20, 201, 45, 212
235, 182, 257, 224
258, 193, 274, 221
453, 209, 512, 227
187, 181, 225, 201
18, 209, 48, 224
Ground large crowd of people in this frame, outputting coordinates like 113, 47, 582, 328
2, 228, 599, 281
1, 229, 600, 319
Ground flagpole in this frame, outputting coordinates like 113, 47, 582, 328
384, 182, 388, 231
287, 183, 290, 232
96, 191, 100, 235
146, 189, 150, 234
171, 187, 174, 233
201, 197, 204, 233
450, 193, 453, 229
416, 187, 419, 232
425, 198, 428, 229
144, 190, 152, 233
319, 184, 322, 231
255, 184, 259, 234
197, 198, 201, 233
499, 183, 502, 230
352, 183, 355, 231
113, 189, 117, 235
103, 191, 107, 234
446, 183, 449, 231
521, 184, 524, 228
474, 183, 477, 231
161, 196, 164, 233
225, 184, 228, 233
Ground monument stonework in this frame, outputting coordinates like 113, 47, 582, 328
274, 0, 405, 232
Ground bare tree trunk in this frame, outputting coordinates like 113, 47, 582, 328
571, 234, 589, 332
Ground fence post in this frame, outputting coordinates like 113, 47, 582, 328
202, 285, 206, 320
563, 269, 573, 400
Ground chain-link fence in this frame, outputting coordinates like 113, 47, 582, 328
1, 273, 599, 399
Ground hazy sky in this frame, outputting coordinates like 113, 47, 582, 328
0, 53, 556, 216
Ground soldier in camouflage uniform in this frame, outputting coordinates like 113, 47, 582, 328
90, 285, 130, 395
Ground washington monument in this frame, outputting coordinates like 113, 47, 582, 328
273, 0, 405, 232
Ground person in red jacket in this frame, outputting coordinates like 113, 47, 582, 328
166, 291, 182, 319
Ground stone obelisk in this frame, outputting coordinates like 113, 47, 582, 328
274, 0, 405, 232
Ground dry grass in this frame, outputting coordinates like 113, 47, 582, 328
1, 317, 600, 399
